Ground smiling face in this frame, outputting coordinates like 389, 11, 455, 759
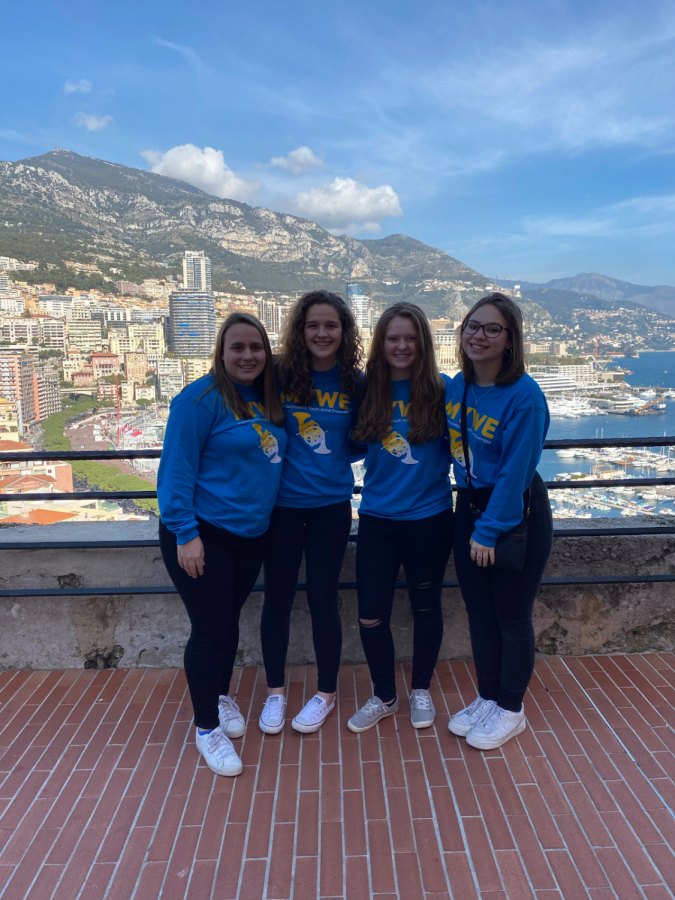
222, 322, 267, 384
461, 304, 511, 369
304, 302, 343, 369
384, 315, 417, 379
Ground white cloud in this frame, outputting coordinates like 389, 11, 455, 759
270, 146, 324, 175
72, 113, 113, 131
141, 144, 260, 202
292, 177, 402, 232
154, 37, 211, 77
64, 79, 92, 94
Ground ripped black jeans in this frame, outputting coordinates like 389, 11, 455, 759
355, 509, 454, 703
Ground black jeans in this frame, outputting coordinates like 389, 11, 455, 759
159, 519, 265, 730
355, 508, 454, 703
261, 501, 352, 694
454, 472, 553, 713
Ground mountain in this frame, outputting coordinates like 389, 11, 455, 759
497, 273, 675, 318
0, 149, 490, 315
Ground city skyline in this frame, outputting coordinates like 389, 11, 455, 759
1, 1, 675, 286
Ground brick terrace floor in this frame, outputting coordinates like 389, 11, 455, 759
1, 657, 675, 900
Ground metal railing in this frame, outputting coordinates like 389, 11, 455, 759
2, 437, 675, 597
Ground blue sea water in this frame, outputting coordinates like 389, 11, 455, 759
537, 351, 675, 517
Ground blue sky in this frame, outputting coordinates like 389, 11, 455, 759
2, 0, 675, 286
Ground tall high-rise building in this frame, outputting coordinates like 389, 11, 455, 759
35, 365, 62, 420
183, 251, 212, 291
346, 283, 364, 299
0, 354, 38, 432
168, 290, 216, 358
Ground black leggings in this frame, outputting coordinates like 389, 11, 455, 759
454, 473, 553, 713
261, 501, 352, 694
159, 519, 265, 730
355, 509, 454, 703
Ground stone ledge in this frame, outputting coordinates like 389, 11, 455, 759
0, 520, 673, 668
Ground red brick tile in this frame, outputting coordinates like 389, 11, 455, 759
362, 760, 387, 820
553, 815, 608, 888
429, 786, 463, 851
46, 796, 97, 863
462, 817, 503, 892
256, 738, 281, 793
369, 819, 396, 892
609, 751, 668, 808
413, 817, 448, 893
239, 858, 267, 900
162, 826, 200, 897
293, 856, 317, 900
80, 863, 115, 900
181, 764, 213, 826
418, 736, 449, 787
340, 737, 362, 790
600, 810, 661, 885
507, 814, 555, 890
299, 738, 320, 791
343, 790, 367, 856
0, 772, 51, 830
518, 785, 563, 849
394, 851, 426, 900
345, 855, 370, 900
595, 846, 644, 899
444, 851, 479, 900
643, 886, 675, 900
473, 783, 514, 850
274, 763, 298, 824
387, 787, 415, 852
405, 760, 434, 818
1, 826, 59, 896
50, 827, 106, 899
573, 729, 621, 780
296, 792, 319, 856
228, 767, 257, 824
246, 791, 274, 859
494, 850, 535, 899
146, 798, 186, 861
380, 736, 405, 787
443, 758, 477, 816
320, 820, 343, 897
605, 779, 664, 844
42, 769, 89, 829
186, 859, 216, 899
211, 823, 246, 897
97, 796, 142, 863
320, 716, 340, 765
561, 782, 613, 847
567, 755, 616, 812
396, 717, 422, 761
125, 743, 162, 798
545, 849, 591, 900
646, 844, 675, 892
14, 862, 62, 900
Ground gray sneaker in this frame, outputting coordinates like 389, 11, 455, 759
347, 696, 399, 733
409, 689, 435, 729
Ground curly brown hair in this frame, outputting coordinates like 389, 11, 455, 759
277, 290, 363, 405
351, 302, 446, 445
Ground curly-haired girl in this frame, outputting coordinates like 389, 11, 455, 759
258, 290, 363, 735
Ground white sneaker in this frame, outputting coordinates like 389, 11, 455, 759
448, 697, 497, 737
292, 695, 335, 733
218, 695, 246, 739
195, 727, 243, 776
259, 694, 286, 734
466, 704, 526, 750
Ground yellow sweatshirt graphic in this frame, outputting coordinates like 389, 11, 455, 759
382, 429, 418, 465
253, 423, 282, 463
293, 412, 330, 455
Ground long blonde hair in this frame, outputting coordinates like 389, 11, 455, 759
200, 313, 284, 426
352, 302, 446, 445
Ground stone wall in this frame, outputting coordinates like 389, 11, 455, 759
0, 520, 673, 669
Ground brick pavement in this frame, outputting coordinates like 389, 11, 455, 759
0, 655, 674, 898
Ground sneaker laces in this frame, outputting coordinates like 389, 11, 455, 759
299, 696, 327, 722
218, 696, 240, 721
360, 697, 384, 720
478, 704, 506, 734
410, 691, 433, 711
262, 695, 285, 719
464, 697, 494, 722
205, 728, 237, 762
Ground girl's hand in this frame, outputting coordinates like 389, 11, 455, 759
470, 537, 495, 567
177, 536, 205, 578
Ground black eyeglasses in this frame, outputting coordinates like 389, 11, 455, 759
462, 320, 509, 339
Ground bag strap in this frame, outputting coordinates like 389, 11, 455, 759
460, 380, 477, 510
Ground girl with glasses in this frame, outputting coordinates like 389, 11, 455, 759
347, 302, 453, 733
258, 291, 363, 735
447, 293, 552, 750
158, 314, 287, 776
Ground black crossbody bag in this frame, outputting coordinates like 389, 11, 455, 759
460, 381, 530, 571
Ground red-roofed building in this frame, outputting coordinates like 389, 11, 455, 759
0, 439, 30, 452
90, 352, 120, 379
1, 509, 78, 525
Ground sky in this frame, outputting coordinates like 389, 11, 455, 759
2, 0, 675, 285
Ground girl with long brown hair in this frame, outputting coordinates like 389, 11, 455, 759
447, 293, 552, 750
258, 290, 363, 735
347, 302, 454, 734
158, 313, 287, 776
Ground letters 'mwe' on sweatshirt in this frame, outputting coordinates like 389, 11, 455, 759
277, 365, 359, 508
157, 375, 288, 543
359, 375, 453, 520
447, 372, 550, 547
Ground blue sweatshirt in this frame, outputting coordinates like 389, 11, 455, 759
447, 372, 550, 547
276, 365, 359, 508
359, 375, 453, 520
157, 375, 288, 543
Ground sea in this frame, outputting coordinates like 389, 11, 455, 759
537, 351, 675, 518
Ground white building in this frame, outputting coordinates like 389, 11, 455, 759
182, 251, 212, 292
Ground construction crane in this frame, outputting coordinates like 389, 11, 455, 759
629, 396, 666, 415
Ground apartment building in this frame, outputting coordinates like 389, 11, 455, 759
41, 318, 67, 351
66, 318, 103, 352
124, 352, 148, 384
182, 357, 212, 385
157, 358, 184, 401
0, 397, 20, 437
1, 318, 41, 344
35, 365, 62, 420
168, 290, 215, 358
89, 352, 120, 379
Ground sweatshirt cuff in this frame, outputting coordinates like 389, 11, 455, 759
176, 524, 200, 545
472, 522, 497, 548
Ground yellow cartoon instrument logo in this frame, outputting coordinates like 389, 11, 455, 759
252, 423, 282, 463
382, 429, 418, 465
293, 412, 330, 455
